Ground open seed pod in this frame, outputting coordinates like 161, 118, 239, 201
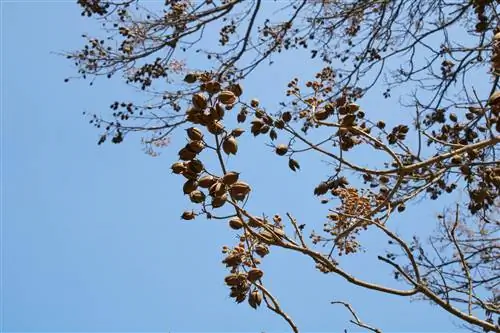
209, 182, 226, 197
248, 289, 262, 309
204, 81, 221, 94
210, 103, 225, 120
181, 170, 198, 180
222, 136, 238, 155
314, 108, 330, 120
207, 120, 225, 135
187, 159, 204, 174
228, 83, 243, 97
187, 140, 205, 154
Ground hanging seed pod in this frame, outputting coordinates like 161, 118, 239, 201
179, 148, 196, 161
248, 289, 262, 309
341, 114, 356, 127
314, 109, 330, 120
288, 158, 300, 172
247, 268, 263, 282
183, 73, 197, 84
250, 99, 259, 108
222, 171, 239, 185
182, 170, 198, 180
223, 136, 238, 155
205, 81, 221, 94
275, 144, 288, 156
282, 111, 292, 122
218, 90, 237, 105
186, 127, 204, 141
209, 182, 226, 197
254, 244, 269, 257
198, 175, 216, 188
210, 103, 225, 120
181, 211, 196, 220
224, 274, 241, 286
189, 190, 205, 203
229, 217, 245, 230
183, 179, 198, 194
212, 193, 228, 208
192, 93, 208, 109
187, 140, 205, 154
229, 182, 251, 201
237, 111, 247, 123
207, 121, 225, 135
346, 103, 360, 113
231, 128, 245, 137
228, 83, 243, 97
187, 159, 204, 174
171, 162, 186, 174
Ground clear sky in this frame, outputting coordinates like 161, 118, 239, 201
0, 1, 480, 332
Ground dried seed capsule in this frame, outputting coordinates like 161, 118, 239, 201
209, 182, 226, 197
247, 268, 263, 282
229, 217, 244, 230
181, 211, 196, 220
218, 90, 237, 105
254, 244, 269, 257
171, 162, 186, 174
186, 127, 204, 141
192, 93, 207, 109
228, 83, 243, 97
207, 121, 224, 135
187, 159, 204, 174
187, 140, 205, 153
189, 190, 205, 203
222, 171, 239, 185
248, 289, 262, 309
222, 136, 238, 155
183, 180, 198, 194
229, 182, 251, 201
212, 194, 227, 208
179, 148, 196, 161
275, 144, 288, 156
198, 175, 216, 188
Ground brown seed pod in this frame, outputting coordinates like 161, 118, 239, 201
346, 103, 360, 113
179, 148, 196, 161
224, 274, 241, 286
229, 217, 245, 230
182, 170, 198, 180
186, 127, 204, 141
210, 103, 225, 120
183, 73, 197, 84
212, 193, 228, 208
189, 190, 206, 203
181, 211, 196, 220
247, 268, 263, 282
209, 182, 226, 197
183, 179, 198, 194
222, 171, 240, 185
231, 128, 245, 137
314, 109, 330, 120
229, 181, 251, 201
248, 217, 264, 228
171, 162, 186, 174
248, 289, 262, 309
237, 111, 247, 123
204, 81, 221, 94
192, 93, 207, 109
207, 121, 225, 135
254, 244, 269, 257
187, 159, 204, 174
250, 99, 259, 108
281, 111, 292, 122
223, 136, 238, 155
218, 90, 237, 105
488, 91, 500, 106
259, 230, 274, 243
275, 144, 288, 156
228, 83, 243, 97
198, 175, 216, 188
341, 114, 356, 127
187, 140, 205, 154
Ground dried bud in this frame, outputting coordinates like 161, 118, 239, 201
247, 268, 263, 282
181, 211, 196, 220
275, 144, 288, 156
186, 127, 204, 141
222, 136, 238, 155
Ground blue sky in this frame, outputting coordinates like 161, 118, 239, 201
0, 1, 481, 332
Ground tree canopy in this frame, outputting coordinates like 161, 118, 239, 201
67, 0, 500, 331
